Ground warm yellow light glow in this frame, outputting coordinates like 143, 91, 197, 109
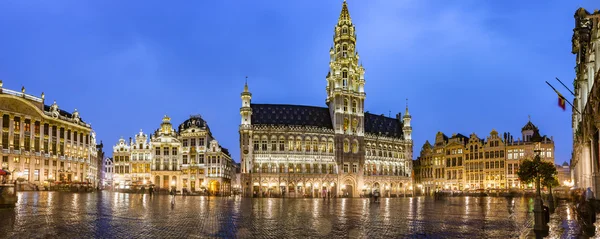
143, 180, 147, 185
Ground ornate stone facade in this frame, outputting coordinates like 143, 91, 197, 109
112, 115, 235, 195
414, 120, 555, 195
0, 81, 99, 187
571, 8, 600, 196
239, 2, 413, 198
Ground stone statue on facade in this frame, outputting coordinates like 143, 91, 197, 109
72, 108, 80, 123
50, 101, 59, 118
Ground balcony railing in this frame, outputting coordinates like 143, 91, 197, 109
2, 88, 43, 103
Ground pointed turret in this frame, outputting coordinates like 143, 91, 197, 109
240, 77, 253, 127
403, 99, 412, 141
338, 0, 352, 24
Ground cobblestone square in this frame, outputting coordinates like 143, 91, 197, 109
2, 191, 583, 238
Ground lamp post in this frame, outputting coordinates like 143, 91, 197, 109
531, 132, 549, 235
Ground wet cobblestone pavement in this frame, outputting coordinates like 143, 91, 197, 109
0, 192, 584, 238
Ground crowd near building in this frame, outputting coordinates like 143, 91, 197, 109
413, 119, 555, 195
238, 1, 413, 198
571, 8, 600, 198
0, 81, 102, 188
111, 115, 237, 195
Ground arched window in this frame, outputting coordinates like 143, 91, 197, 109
296, 137, 302, 151
328, 139, 334, 153
342, 44, 348, 57
342, 27, 348, 34
342, 71, 348, 88
352, 140, 359, 153
305, 137, 311, 151
343, 98, 348, 112
352, 100, 357, 113
343, 139, 350, 153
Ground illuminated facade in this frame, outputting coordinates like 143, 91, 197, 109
239, 1, 413, 198
112, 115, 235, 195
414, 120, 555, 195
0, 81, 99, 188
571, 8, 600, 197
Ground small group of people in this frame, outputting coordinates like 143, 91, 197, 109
367, 190, 380, 203
575, 187, 597, 226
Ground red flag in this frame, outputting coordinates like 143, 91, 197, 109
558, 96, 566, 111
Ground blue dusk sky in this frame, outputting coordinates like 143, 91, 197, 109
0, 0, 596, 164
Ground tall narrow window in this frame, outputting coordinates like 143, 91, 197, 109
13, 117, 20, 132
342, 71, 348, 88
2, 115, 8, 129
352, 100, 357, 113
343, 98, 348, 112
24, 119, 30, 133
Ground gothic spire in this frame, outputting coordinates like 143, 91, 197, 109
338, 0, 352, 25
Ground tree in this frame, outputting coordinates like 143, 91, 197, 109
517, 155, 558, 196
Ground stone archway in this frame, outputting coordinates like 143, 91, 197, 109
342, 177, 356, 198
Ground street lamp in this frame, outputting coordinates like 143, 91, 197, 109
531, 130, 549, 234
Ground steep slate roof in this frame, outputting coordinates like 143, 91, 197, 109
221, 147, 231, 158
251, 104, 333, 129
363, 113, 404, 138
178, 115, 209, 133
250, 104, 404, 139
522, 121, 538, 131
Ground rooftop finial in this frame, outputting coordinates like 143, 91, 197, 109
243, 76, 249, 92
528, 115, 531, 122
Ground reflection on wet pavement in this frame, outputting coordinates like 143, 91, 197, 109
0, 192, 584, 238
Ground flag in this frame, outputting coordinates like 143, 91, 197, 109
558, 94, 566, 111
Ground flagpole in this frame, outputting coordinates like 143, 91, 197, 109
545, 81, 581, 115
555, 77, 575, 96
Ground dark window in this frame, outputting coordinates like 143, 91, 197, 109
44, 124, 49, 135
155, 147, 160, 155
1, 132, 8, 149
191, 139, 196, 146
67, 130, 71, 140
199, 138, 205, 146
2, 115, 8, 128
59, 128, 64, 139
